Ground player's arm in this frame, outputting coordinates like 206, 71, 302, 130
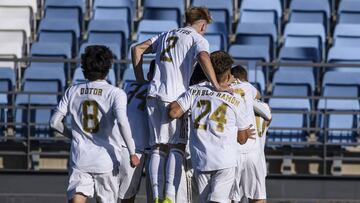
49, 88, 71, 138
113, 89, 140, 167
168, 90, 192, 119
253, 100, 272, 121
236, 99, 256, 144
131, 39, 154, 84
197, 52, 232, 93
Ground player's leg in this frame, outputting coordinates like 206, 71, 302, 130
149, 145, 169, 202
230, 154, 245, 203
208, 167, 236, 203
242, 152, 266, 203
69, 193, 87, 203
93, 169, 120, 203
194, 170, 212, 203
164, 144, 186, 203
67, 168, 94, 203
119, 148, 146, 203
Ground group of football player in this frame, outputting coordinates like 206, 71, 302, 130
50, 6, 272, 203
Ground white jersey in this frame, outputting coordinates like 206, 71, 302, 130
231, 80, 259, 154
177, 82, 251, 171
55, 80, 127, 173
253, 100, 271, 151
123, 81, 150, 151
149, 26, 210, 102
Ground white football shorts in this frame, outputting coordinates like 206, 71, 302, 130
118, 147, 146, 199
67, 167, 120, 203
147, 97, 186, 146
231, 150, 267, 201
195, 167, 235, 203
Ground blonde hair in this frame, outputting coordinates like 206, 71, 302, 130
185, 7, 212, 25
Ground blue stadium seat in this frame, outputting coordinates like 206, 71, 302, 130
248, 69, 266, 93
143, 0, 185, 27
87, 19, 129, 59
234, 23, 277, 59
122, 66, 150, 83
205, 23, 228, 51
333, 24, 360, 47
279, 46, 321, 63
93, 0, 133, 29
283, 23, 326, 59
318, 84, 359, 110
0, 68, 15, 133
192, 0, 233, 32
30, 42, 72, 59
327, 47, 360, 72
273, 68, 315, 92
72, 67, 116, 85
240, 0, 282, 31
320, 113, 358, 144
45, 0, 84, 28
322, 71, 360, 86
38, 18, 80, 56
15, 80, 60, 138
338, 0, 360, 24
289, 0, 330, 32
268, 84, 311, 147
137, 19, 178, 42
229, 45, 270, 62
23, 65, 66, 89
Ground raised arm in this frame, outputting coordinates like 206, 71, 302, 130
253, 100, 272, 121
168, 101, 185, 119
131, 40, 154, 84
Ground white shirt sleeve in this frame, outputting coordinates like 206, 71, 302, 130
149, 33, 162, 53
253, 100, 272, 121
194, 36, 210, 56
235, 99, 251, 130
176, 89, 193, 113
113, 88, 136, 155
55, 87, 71, 116
249, 84, 259, 100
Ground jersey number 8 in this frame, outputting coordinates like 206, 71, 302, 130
82, 100, 99, 133
194, 100, 228, 133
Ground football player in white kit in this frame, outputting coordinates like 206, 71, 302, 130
49, 45, 140, 203
230, 65, 272, 203
132, 7, 231, 203
169, 51, 255, 203
118, 60, 156, 203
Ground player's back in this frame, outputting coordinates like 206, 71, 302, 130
231, 80, 260, 153
63, 80, 125, 173
149, 27, 209, 102
124, 81, 150, 151
186, 82, 248, 171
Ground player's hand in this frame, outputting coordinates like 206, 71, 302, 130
214, 83, 234, 93
130, 154, 140, 168
246, 127, 256, 140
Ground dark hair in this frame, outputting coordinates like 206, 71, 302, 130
81, 45, 113, 81
231, 65, 248, 82
186, 7, 212, 24
190, 63, 208, 85
210, 51, 233, 80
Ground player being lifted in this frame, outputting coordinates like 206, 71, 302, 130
168, 51, 254, 203
50, 45, 140, 203
118, 60, 156, 203
230, 65, 272, 203
132, 7, 231, 203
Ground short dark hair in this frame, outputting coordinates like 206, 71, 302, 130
231, 65, 248, 82
186, 7, 212, 24
210, 51, 233, 80
81, 45, 113, 81
190, 63, 208, 85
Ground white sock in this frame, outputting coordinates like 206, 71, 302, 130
149, 149, 167, 200
165, 148, 184, 202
